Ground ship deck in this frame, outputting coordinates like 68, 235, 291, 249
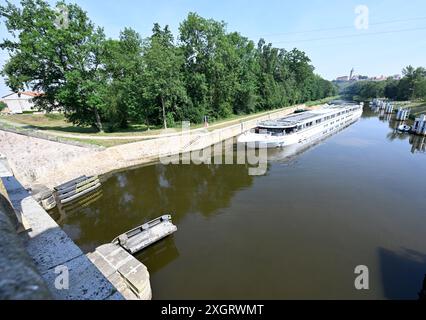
258, 106, 351, 128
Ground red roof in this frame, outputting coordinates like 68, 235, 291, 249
20, 91, 43, 97
2, 91, 43, 99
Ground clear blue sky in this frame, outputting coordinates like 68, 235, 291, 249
1, 0, 426, 96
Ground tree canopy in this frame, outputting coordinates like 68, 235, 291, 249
0, 1, 337, 131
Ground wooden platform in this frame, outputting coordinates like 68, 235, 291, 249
54, 175, 101, 205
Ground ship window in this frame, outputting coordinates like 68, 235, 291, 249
259, 127, 286, 136
316, 119, 321, 124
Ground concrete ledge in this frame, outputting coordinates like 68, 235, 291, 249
0, 161, 124, 300
41, 254, 117, 300
87, 244, 152, 300
0, 194, 52, 300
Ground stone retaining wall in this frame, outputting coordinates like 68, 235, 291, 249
0, 161, 124, 300
0, 190, 52, 300
35, 104, 315, 189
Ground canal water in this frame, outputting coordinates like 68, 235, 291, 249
53, 105, 426, 299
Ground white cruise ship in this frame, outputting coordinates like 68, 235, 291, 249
237, 103, 363, 148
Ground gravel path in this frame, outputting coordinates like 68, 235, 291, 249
0, 107, 288, 140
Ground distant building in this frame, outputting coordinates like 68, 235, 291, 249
336, 76, 349, 81
1, 92, 42, 114
370, 75, 387, 81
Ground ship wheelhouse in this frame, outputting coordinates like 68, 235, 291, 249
254, 124, 297, 136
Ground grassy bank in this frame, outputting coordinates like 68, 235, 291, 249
0, 96, 338, 146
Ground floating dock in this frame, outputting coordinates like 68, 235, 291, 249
112, 215, 177, 254
40, 175, 102, 211
54, 175, 101, 204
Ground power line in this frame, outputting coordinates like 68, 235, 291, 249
270, 26, 426, 45
253, 16, 426, 38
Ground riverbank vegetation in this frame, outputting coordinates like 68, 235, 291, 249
0, 95, 337, 138
0, 0, 337, 132
343, 66, 426, 102
342, 65, 426, 118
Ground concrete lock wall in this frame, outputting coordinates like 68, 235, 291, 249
0, 188, 52, 300
36, 104, 309, 189
0, 158, 125, 300
117, 104, 306, 160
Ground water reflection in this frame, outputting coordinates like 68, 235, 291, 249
365, 105, 426, 154
54, 162, 254, 251
136, 237, 180, 274
266, 122, 363, 161
409, 135, 426, 154
379, 111, 392, 122
378, 247, 426, 299
50, 189, 103, 224
386, 129, 408, 142
51, 103, 426, 299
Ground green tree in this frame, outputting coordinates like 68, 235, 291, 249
0, 101, 7, 112
0, 0, 107, 131
384, 79, 399, 100
343, 80, 385, 100
227, 32, 258, 115
143, 23, 187, 129
413, 78, 426, 100
398, 66, 426, 100
255, 39, 285, 110
101, 28, 144, 130
1, 5, 337, 130
284, 48, 315, 102
179, 13, 228, 120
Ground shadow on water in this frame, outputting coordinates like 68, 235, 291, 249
136, 237, 180, 274
53, 162, 255, 252
378, 247, 426, 299
386, 132, 406, 142
50, 188, 104, 224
